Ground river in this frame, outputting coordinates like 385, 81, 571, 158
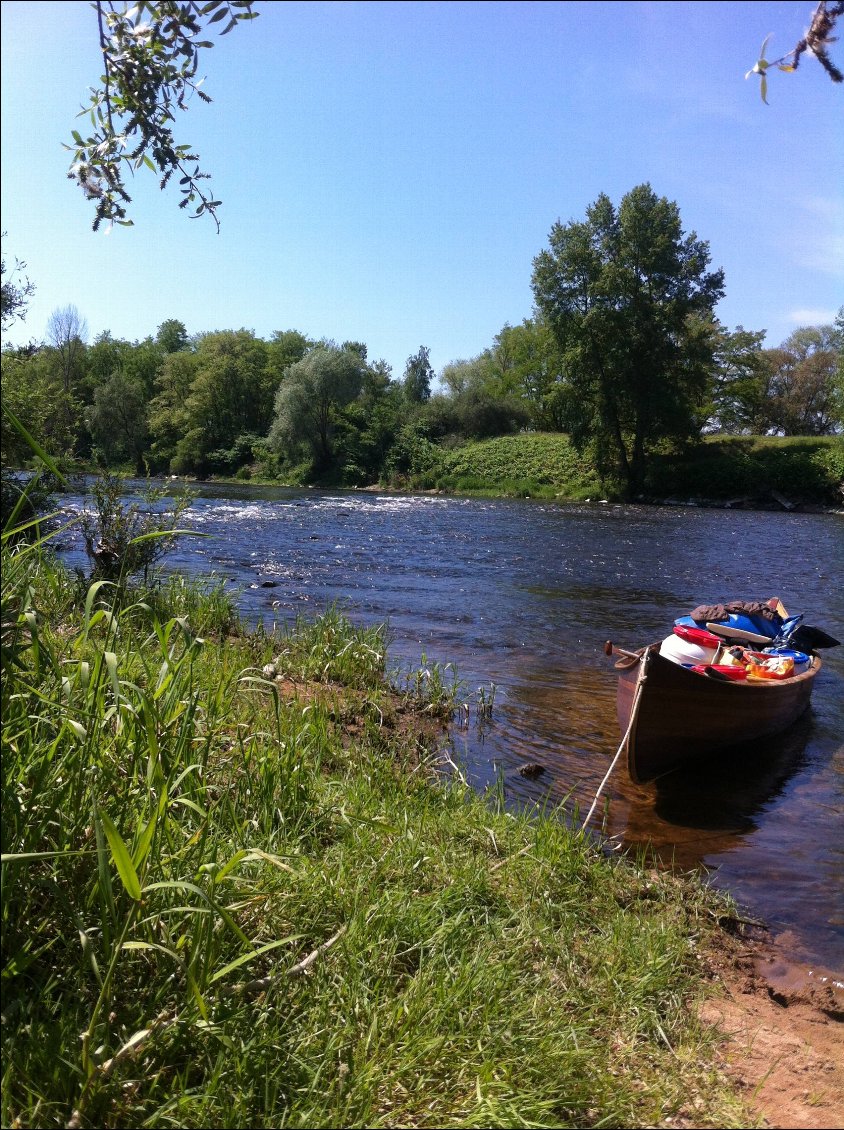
58, 481, 844, 980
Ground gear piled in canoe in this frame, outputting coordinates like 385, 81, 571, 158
659, 596, 839, 681
607, 599, 839, 782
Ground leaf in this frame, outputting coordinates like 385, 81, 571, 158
99, 810, 142, 901
105, 651, 120, 699
67, 719, 88, 742
1, 849, 93, 863
128, 528, 206, 546
209, 936, 302, 985
0, 403, 68, 484
132, 807, 159, 869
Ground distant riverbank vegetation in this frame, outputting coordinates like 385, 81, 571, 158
3, 185, 843, 511
3, 315, 841, 508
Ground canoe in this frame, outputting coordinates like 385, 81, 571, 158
613, 644, 822, 784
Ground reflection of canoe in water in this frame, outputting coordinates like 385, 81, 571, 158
612, 644, 822, 784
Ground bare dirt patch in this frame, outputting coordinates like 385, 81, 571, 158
700, 930, 843, 1129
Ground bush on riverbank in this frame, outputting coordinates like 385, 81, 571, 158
399, 433, 602, 498
395, 432, 843, 507
3, 536, 754, 1128
645, 435, 844, 507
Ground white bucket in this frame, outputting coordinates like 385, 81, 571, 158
658, 633, 719, 666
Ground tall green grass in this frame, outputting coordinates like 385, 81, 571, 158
2, 535, 751, 1127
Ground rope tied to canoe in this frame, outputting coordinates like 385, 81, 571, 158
583, 651, 649, 829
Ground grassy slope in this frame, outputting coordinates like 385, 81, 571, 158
405, 433, 844, 506
1, 550, 753, 1129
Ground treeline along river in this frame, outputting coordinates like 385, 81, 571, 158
59, 482, 844, 979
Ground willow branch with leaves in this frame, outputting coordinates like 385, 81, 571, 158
66, 1, 259, 232
747, 0, 844, 102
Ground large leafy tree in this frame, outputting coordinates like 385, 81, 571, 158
175, 330, 272, 472
758, 323, 842, 435
87, 371, 150, 472
402, 346, 434, 405
531, 184, 725, 496
268, 343, 366, 472
155, 318, 190, 353
491, 319, 568, 430
708, 325, 769, 434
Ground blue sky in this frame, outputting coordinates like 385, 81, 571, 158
1, 0, 842, 380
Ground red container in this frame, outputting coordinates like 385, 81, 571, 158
673, 624, 724, 650
690, 664, 748, 681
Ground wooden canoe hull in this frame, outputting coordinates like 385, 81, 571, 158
616, 645, 821, 784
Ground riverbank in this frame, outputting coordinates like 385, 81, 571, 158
198, 432, 843, 512
394, 433, 844, 511
33, 432, 843, 514
3, 539, 819, 1129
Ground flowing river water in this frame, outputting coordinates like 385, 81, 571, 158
59, 482, 844, 982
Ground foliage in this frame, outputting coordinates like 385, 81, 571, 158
154, 317, 190, 353
419, 432, 602, 499
757, 322, 842, 435
87, 372, 150, 473
402, 344, 434, 404
66, 1, 259, 231
268, 342, 367, 473
746, 2, 844, 102
0, 234, 36, 333
334, 362, 403, 485
384, 418, 447, 485
493, 318, 570, 429
1, 534, 753, 1129
532, 184, 725, 498
707, 325, 769, 434
79, 470, 194, 581
834, 307, 844, 428
148, 330, 276, 474
644, 435, 844, 505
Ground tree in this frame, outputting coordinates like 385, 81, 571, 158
708, 325, 769, 434
46, 304, 89, 393
67, 1, 260, 232
147, 349, 199, 469
335, 359, 403, 484
268, 343, 366, 472
403, 346, 434, 404
1, 236, 35, 333
87, 372, 150, 473
491, 319, 568, 430
170, 330, 272, 473
1, 350, 81, 465
531, 184, 725, 497
758, 324, 841, 435
438, 353, 529, 440
833, 307, 844, 429
156, 318, 190, 353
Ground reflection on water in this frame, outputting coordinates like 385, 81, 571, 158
58, 482, 844, 974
